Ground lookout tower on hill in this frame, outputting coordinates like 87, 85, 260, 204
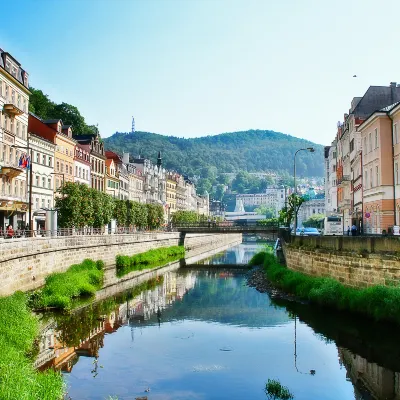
131, 117, 135, 134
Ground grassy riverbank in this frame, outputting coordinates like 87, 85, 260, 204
0, 292, 64, 399
251, 251, 400, 325
116, 246, 185, 277
30, 259, 104, 310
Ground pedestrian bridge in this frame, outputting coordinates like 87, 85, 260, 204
174, 223, 280, 234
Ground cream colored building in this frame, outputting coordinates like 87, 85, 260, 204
0, 49, 30, 230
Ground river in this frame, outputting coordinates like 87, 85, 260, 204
36, 237, 400, 400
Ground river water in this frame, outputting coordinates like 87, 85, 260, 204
36, 238, 400, 400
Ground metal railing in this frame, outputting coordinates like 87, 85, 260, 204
0, 226, 171, 239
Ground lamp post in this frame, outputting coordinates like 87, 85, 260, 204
12, 145, 33, 234
293, 147, 315, 232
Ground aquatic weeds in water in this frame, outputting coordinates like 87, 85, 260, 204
265, 379, 294, 400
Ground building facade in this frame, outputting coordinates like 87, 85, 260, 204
105, 158, 119, 198
75, 134, 106, 192
236, 187, 286, 216
74, 144, 91, 186
28, 133, 55, 230
324, 142, 338, 214
0, 49, 30, 230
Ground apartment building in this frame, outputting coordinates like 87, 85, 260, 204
106, 151, 129, 200
75, 134, 106, 192
74, 144, 91, 186
358, 101, 400, 234
236, 187, 286, 216
176, 174, 187, 211
28, 115, 76, 193
105, 158, 119, 198
324, 141, 338, 214
121, 153, 145, 202
335, 83, 400, 232
166, 172, 178, 214
0, 49, 30, 230
28, 133, 55, 230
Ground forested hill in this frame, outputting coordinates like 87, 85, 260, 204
104, 130, 324, 177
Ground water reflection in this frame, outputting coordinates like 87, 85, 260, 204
34, 243, 400, 400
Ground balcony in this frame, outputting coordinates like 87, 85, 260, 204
342, 175, 351, 181
3, 101, 24, 117
0, 191, 29, 210
2, 128, 15, 145
0, 160, 24, 178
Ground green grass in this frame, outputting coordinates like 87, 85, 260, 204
29, 259, 104, 310
259, 252, 400, 325
116, 246, 185, 277
0, 292, 64, 399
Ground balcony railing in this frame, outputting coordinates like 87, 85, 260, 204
0, 190, 29, 204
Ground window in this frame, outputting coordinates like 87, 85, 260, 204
16, 121, 20, 137
36, 152, 40, 163
22, 125, 26, 140
47, 199, 51, 209
370, 168, 373, 188
23, 98, 26, 113
35, 198, 39, 210
35, 176, 39, 187
0, 79, 2, 97
42, 177, 46, 188
61, 163, 64, 173
56, 161, 59, 172
48, 156, 52, 167
350, 139, 354, 152
41, 199, 45, 209
17, 94, 20, 108
365, 170, 368, 188
376, 166, 379, 186
42, 154, 46, 165
375, 128, 379, 149
75, 166, 78, 177
395, 124, 399, 145
69, 166, 72, 175
369, 132, 372, 152
48, 178, 51, 189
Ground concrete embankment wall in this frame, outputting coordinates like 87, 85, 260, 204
283, 236, 400, 288
0, 232, 242, 296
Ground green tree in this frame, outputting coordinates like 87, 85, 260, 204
146, 204, 164, 229
171, 211, 199, 225
131, 202, 148, 228
196, 178, 212, 195
55, 182, 82, 228
49, 103, 87, 133
254, 205, 276, 219
303, 213, 325, 228
113, 199, 127, 226
28, 88, 55, 118
214, 184, 226, 201
278, 194, 304, 228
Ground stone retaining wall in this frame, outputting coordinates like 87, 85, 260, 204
0, 232, 242, 296
283, 242, 400, 287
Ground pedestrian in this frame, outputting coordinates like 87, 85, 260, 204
347, 226, 350, 236
208, 217, 211, 228
351, 224, 357, 236
213, 217, 217, 227
6, 225, 14, 239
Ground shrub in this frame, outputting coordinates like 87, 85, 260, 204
116, 246, 185, 277
255, 250, 400, 325
34, 259, 104, 310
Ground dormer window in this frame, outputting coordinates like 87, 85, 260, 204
57, 123, 61, 133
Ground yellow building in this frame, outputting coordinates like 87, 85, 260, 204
166, 172, 178, 217
105, 159, 119, 198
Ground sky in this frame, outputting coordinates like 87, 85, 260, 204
2, 0, 400, 145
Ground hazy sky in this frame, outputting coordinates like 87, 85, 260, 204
2, 0, 400, 144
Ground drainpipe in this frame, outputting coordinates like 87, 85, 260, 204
388, 114, 397, 226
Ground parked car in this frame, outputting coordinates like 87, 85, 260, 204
295, 227, 320, 236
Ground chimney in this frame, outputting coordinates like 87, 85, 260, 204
122, 152, 129, 164
390, 82, 397, 87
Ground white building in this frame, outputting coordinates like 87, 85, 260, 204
74, 144, 91, 186
29, 133, 55, 230
0, 49, 30, 230
324, 141, 338, 214
297, 198, 325, 227
236, 186, 286, 216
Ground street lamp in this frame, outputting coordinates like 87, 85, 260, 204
293, 147, 315, 232
11, 145, 33, 234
